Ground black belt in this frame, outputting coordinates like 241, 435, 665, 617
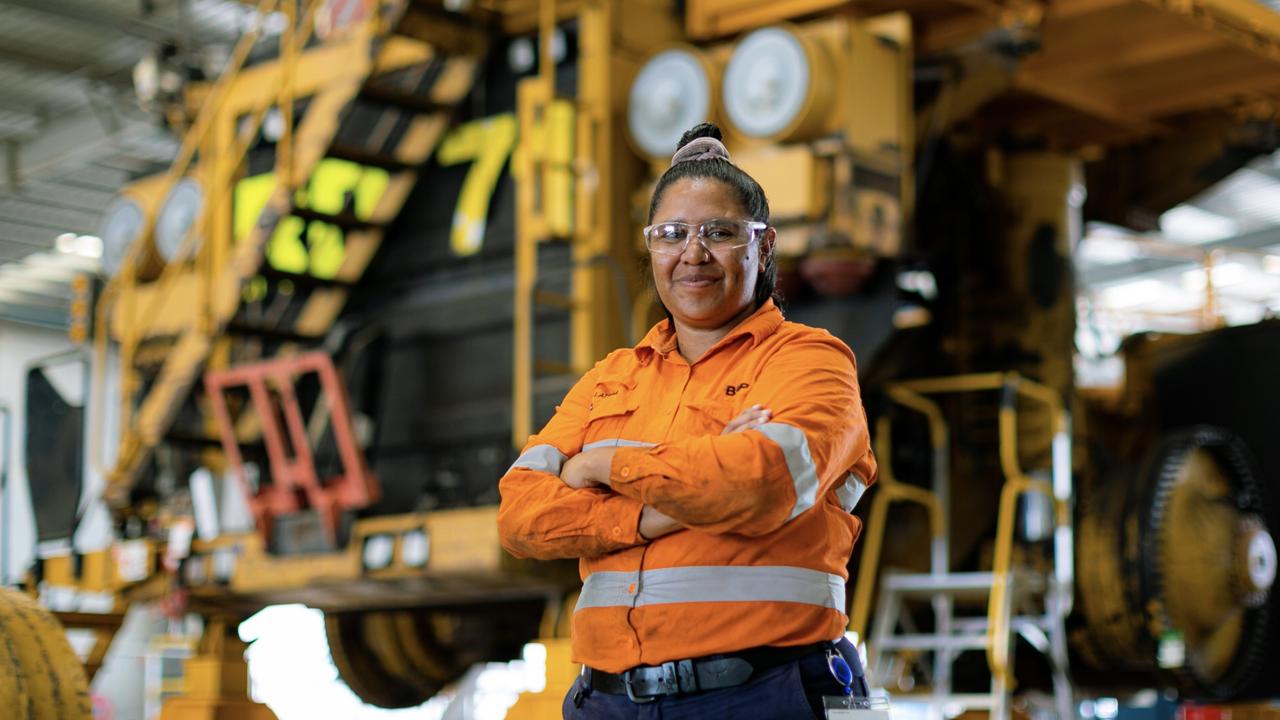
587, 642, 828, 703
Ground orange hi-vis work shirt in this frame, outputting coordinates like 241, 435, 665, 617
497, 300, 877, 673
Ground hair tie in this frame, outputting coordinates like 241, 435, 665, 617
670, 136, 731, 166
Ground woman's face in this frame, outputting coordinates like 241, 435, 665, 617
649, 177, 772, 332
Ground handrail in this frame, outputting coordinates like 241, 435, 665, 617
849, 415, 944, 638
989, 376, 1062, 689
863, 372, 1072, 694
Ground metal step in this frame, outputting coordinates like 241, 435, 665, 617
225, 321, 326, 345
289, 207, 383, 231
327, 143, 420, 173
259, 267, 356, 290
883, 570, 1046, 597
878, 634, 989, 651
359, 84, 451, 114
883, 571, 995, 597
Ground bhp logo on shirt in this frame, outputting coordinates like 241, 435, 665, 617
725, 383, 750, 396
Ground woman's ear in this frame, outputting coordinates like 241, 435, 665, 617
758, 226, 777, 273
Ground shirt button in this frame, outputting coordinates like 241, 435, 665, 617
611, 526, 621, 537
620, 467, 631, 478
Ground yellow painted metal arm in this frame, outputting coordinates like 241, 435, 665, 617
849, 415, 944, 638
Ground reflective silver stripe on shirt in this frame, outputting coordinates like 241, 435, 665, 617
508, 444, 567, 475
756, 423, 820, 520
582, 439, 657, 452
835, 471, 868, 513
575, 565, 845, 611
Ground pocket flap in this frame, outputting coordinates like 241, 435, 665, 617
685, 400, 736, 430
588, 381, 638, 420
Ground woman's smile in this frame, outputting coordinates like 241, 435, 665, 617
675, 272, 721, 288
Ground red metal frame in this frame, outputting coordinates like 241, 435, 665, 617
204, 351, 380, 544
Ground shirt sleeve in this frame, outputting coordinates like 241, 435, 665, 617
608, 333, 874, 537
497, 363, 648, 560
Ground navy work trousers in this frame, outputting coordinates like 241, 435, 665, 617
561, 638, 869, 720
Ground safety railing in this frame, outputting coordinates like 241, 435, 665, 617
854, 372, 1073, 693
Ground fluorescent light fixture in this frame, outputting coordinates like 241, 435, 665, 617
1160, 205, 1239, 245
1265, 255, 1280, 274
1100, 279, 1168, 308
1077, 236, 1139, 266
1181, 262, 1249, 291
55, 233, 104, 259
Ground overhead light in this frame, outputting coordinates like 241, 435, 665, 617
1181, 262, 1248, 291
1100, 279, 1168, 309
1160, 205, 1239, 245
1077, 236, 1139, 266
1264, 255, 1280, 274
55, 233, 104, 259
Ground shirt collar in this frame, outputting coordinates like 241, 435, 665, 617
635, 299, 783, 359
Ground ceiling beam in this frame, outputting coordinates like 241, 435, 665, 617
1, 0, 173, 43
3, 107, 153, 192
0, 197, 101, 233
1082, 224, 1280, 286
0, 283, 70, 306
0, 300, 68, 330
0, 221, 54, 247
0, 242, 42, 262
8, 181, 115, 214
0, 44, 132, 88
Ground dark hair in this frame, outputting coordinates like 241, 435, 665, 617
648, 123, 778, 311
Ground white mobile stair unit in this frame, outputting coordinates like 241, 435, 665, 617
849, 373, 1075, 720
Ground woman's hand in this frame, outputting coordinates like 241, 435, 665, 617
560, 447, 617, 489
722, 404, 771, 435
639, 505, 682, 540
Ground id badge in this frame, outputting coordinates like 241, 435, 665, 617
821, 649, 889, 719
822, 696, 890, 719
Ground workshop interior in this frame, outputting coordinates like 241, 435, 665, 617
2, 0, 1280, 717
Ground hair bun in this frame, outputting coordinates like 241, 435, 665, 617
670, 123, 730, 166
677, 122, 723, 150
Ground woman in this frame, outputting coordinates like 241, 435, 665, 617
498, 123, 877, 719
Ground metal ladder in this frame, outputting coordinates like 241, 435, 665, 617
850, 373, 1075, 720
511, 0, 634, 447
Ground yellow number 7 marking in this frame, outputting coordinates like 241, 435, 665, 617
436, 113, 518, 257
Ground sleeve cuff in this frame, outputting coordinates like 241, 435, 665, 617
608, 446, 649, 501
606, 493, 646, 546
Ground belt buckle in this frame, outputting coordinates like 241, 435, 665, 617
622, 668, 657, 704
623, 661, 679, 703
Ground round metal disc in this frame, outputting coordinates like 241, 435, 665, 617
99, 196, 144, 278
1145, 429, 1275, 696
1159, 448, 1241, 680
155, 178, 204, 263
722, 27, 811, 139
628, 48, 712, 158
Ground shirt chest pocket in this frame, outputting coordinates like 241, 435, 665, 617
683, 399, 739, 437
585, 380, 641, 445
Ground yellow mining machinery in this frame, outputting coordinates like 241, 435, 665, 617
8, 0, 1280, 718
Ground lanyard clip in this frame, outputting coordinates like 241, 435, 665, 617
826, 649, 854, 696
